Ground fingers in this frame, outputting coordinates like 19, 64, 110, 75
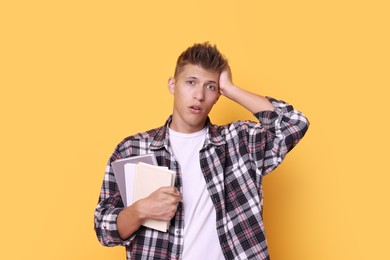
141, 187, 181, 222
160, 186, 182, 201
219, 66, 235, 96
161, 201, 180, 221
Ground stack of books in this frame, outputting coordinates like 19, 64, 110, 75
112, 154, 175, 232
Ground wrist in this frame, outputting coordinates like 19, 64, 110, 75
117, 203, 144, 240
221, 84, 240, 100
132, 200, 148, 222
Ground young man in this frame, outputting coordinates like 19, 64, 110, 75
94, 42, 309, 259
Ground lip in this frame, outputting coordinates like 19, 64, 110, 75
189, 105, 202, 114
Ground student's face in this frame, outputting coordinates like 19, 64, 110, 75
168, 64, 221, 133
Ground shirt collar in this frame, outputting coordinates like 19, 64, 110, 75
149, 115, 226, 151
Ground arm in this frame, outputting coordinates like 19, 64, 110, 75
94, 155, 181, 245
219, 65, 309, 175
219, 65, 274, 113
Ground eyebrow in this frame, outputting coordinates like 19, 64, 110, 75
187, 76, 218, 84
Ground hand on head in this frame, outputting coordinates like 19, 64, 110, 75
219, 65, 235, 97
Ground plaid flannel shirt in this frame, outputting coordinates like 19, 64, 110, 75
94, 97, 309, 259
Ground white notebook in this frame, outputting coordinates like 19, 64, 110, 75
125, 162, 176, 232
111, 154, 158, 206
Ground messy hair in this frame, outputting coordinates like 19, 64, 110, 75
174, 42, 228, 79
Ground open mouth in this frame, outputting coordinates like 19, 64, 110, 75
189, 106, 202, 113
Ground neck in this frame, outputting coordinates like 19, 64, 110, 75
169, 117, 207, 134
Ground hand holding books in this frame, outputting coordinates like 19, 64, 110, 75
112, 154, 177, 232
138, 186, 181, 224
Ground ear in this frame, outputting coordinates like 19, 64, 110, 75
168, 77, 175, 94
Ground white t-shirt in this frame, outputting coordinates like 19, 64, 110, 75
169, 127, 224, 260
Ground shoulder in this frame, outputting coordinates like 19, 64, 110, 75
111, 125, 165, 161
122, 126, 162, 142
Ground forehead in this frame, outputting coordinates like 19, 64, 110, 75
177, 64, 220, 82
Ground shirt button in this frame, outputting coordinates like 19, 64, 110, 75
175, 229, 181, 235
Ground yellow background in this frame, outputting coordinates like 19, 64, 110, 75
1, 0, 389, 259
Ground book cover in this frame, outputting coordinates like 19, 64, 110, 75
111, 154, 158, 206
131, 162, 176, 232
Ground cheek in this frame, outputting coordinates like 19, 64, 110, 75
174, 92, 189, 107
205, 99, 218, 111
210, 94, 220, 105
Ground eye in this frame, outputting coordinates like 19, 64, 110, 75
206, 84, 217, 91
186, 80, 195, 85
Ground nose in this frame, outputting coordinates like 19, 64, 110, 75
193, 86, 204, 101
